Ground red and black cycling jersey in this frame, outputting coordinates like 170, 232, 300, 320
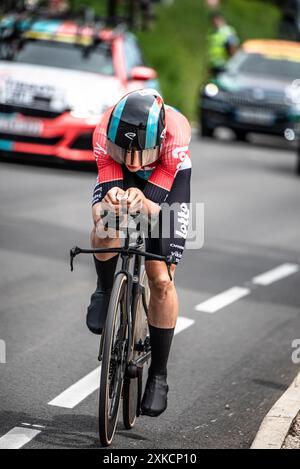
92, 104, 192, 206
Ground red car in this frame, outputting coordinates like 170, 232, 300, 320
0, 18, 159, 163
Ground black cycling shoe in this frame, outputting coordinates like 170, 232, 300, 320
86, 289, 111, 335
141, 374, 169, 417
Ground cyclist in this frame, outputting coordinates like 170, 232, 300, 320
88, 89, 192, 417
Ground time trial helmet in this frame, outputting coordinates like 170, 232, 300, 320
107, 89, 165, 167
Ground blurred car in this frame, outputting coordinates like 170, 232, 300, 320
0, 16, 159, 163
200, 40, 300, 143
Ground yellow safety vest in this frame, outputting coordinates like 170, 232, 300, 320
208, 25, 237, 68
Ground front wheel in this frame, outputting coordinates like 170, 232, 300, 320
99, 273, 128, 447
123, 267, 150, 429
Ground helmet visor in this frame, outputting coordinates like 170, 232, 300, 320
107, 140, 160, 167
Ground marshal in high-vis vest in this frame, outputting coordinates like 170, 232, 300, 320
207, 12, 239, 76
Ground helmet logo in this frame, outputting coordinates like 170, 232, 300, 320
125, 132, 136, 140
138, 88, 161, 97
139, 89, 154, 96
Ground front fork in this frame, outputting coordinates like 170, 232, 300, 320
97, 260, 133, 363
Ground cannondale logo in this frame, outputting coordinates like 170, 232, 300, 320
138, 89, 156, 96
125, 132, 136, 140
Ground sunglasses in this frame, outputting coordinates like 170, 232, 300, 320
107, 140, 160, 167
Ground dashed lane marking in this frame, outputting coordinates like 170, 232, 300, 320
174, 316, 195, 335
48, 366, 100, 409
195, 287, 250, 314
195, 263, 299, 314
0, 427, 41, 450
252, 263, 299, 286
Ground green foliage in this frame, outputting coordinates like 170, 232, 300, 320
70, 0, 281, 120
137, 0, 281, 120
223, 0, 281, 41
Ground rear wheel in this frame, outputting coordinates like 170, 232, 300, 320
123, 267, 150, 429
99, 274, 128, 447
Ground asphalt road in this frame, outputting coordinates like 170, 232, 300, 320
0, 133, 300, 449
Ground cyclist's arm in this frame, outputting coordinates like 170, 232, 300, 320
92, 108, 124, 207
92, 187, 125, 227
143, 109, 191, 205
143, 197, 161, 216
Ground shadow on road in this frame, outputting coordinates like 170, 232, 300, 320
252, 378, 287, 391
0, 410, 150, 449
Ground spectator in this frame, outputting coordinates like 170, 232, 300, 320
207, 11, 239, 77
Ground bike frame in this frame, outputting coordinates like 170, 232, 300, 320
70, 231, 175, 364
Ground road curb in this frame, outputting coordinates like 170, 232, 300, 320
251, 369, 300, 449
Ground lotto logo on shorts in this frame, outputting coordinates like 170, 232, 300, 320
176, 203, 189, 239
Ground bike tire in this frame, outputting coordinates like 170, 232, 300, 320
99, 273, 128, 447
123, 267, 150, 429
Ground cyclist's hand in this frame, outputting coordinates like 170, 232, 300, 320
124, 188, 145, 213
102, 187, 125, 212
94, 188, 125, 237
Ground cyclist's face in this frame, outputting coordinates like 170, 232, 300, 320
125, 150, 142, 172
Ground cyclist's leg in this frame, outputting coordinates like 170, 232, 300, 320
146, 166, 191, 330
87, 203, 121, 334
87, 174, 125, 334
145, 261, 177, 329
141, 168, 191, 416
87, 169, 143, 334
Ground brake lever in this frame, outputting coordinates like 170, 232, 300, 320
70, 246, 81, 272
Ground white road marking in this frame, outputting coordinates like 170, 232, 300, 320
175, 316, 195, 334
0, 427, 41, 449
48, 366, 101, 409
252, 263, 299, 286
195, 287, 250, 314
48, 315, 194, 409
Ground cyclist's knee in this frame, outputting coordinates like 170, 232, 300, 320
91, 227, 108, 247
149, 276, 173, 301
146, 263, 175, 301
90, 227, 120, 261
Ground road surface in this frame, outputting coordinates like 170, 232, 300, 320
0, 134, 300, 449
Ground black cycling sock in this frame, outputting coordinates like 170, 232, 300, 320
148, 325, 175, 377
94, 255, 118, 291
